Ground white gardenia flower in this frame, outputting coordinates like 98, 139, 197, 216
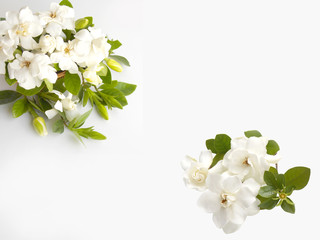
73, 27, 111, 67
45, 91, 79, 121
2, 7, 43, 50
198, 173, 260, 234
50, 37, 79, 73
222, 137, 270, 184
38, 2, 75, 37
181, 151, 213, 191
0, 36, 15, 74
8, 51, 57, 90
39, 34, 57, 53
83, 65, 103, 86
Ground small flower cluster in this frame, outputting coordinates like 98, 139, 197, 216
0, 0, 136, 143
182, 130, 310, 234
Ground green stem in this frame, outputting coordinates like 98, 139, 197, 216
28, 105, 38, 118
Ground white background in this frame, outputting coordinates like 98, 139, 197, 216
1, 0, 320, 239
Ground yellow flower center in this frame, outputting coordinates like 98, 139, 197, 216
50, 12, 57, 18
21, 61, 31, 68
279, 193, 287, 200
16, 23, 29, 36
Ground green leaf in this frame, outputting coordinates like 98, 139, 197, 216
84, 16, 94, 27
284, 167, 310, 190
115, 82, 137, 96
59, 0, 73, 8
244, 130, 262, 138
107, 39, 122, 53
276, 174, 285, 189
5, 66, 17, 85
64, 72, 81, 95
0, 17, 5, 21
114, 94, 128, 107
44, 79, 53, 92
214, 134, 231, 154
209, 153, 224, 169
258, 186, 277, 198
266, 140, 280, 155
109, 55, 130, 67
62, 29, 74, 41
284, 185, 295, 196
12, 98, 28, 118
88, 131, 107, 140
100, 67, 112, 84
39, 97, 52, 112
74, 109, 93, 128
53, 77, 66, 92
0, 90, 22, 105
206, 139, 217, 154
269, 166, 278, 176
259, 198, 279, 210
53, 119, 65, 134
27, 99, 42, 112
16, 83, 45, 96
281, 198, 295, 214
83, 90, 89, 107
264, 171, 278, 188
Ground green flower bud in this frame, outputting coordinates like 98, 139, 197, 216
96, 102, 109, 120
75, 18, 90, 30
33, 117, 48, 137
106, 58, 123, 72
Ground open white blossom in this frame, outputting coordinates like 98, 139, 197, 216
38, 2, 74, 37
198, 173, 260, 234
2, 7, 43, 50
181, 151, 213, 191
222, 137, 270, 184
8, 51, 57, 89
0, 36, 15, 74
73, 27, 111, 67
50, 37, 79, 73
45, 90, 79, 121
39, 34, 57, 53
83, 65, 103, 86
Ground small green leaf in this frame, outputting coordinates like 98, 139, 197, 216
0, 17, 5, 21
88, 131, 107, 140
115, 82, 137, 96
53, 119, 65, 134
107, 39, 122, 53
16, 83, 45, 96
83, 90, 89, 107
284, 185, 295, 196
266, 140, 280, 155
284, 167, 311, 190
64, 72, 81, 95
214, 134, 231, 154
62, 29, 74, 41
259, 198, 279, 210
109, 55, 130, 67
258, 186, 277, 198
206, 139, 217, 154
264, 171, 278, 188
276, 174, 285, 189
74, 109, 93, 128
12, 98, 28, 118
100, 67, 112, 84
244, 130, 262, 138
53, 77, 66, 92
44, 79, 53, 92
59, 0, 73, 8
0, 90, 22, 105
269, 166, 278, 176
209, 153, 224, 169
39, 97, 52, 112
281, 198, 295, 214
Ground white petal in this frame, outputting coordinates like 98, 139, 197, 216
181, 156, 193, 170
20, 36, 38, 50
54, 100, 63, 112
199, 150, 213, 168
0, 21, 9, 35
209, 160, 227, 175
212, 207, 228, 229
222, 221, 242, 234
231, 137, 247, 149
0, 61, 5, 74
206, 173, 223, 193
265, 154, 281, 164
51, 90, 64, 99
228, 203, 246, 224
236, 187, 257, 209
75, 29, 92, 41
246, 199, 260, 216
19, 7, 34, 23
6, 11, 19, 25
242, 178, 261, 196
222, 176, 241, 194
46, 22, 62, 37
45, 109, 58, 119
246, 137, 268, 156
198, 191, 221, 213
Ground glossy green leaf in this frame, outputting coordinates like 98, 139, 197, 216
107, 39, 122, 53
209, 153, 224, 169
284, 167, 310, 190
74, 109, 92, 128
12, 98, 28, 118
44, 79, 53, 92
88, 131, 106, 140
276, 174, 285, 189
53, 119, 65, 134
269, 166, 278, 176
214, 134, 231, 154
59, 0, 73, 8
264, 171, 278, 188
266, 140, 280, 155
281, 198, 295, 214
259, 198, 279, 210
244, 130, 262, 138
206, 139, 217, 154
0, 90, 22, 105
115, 82, 137, 96
16, 83, 45, 96
258, 186, 277, 198
64, 72, 81, 95
100, 67, 112, 84
109, 55, 130, 67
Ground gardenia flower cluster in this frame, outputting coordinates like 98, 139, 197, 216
0, 3, 111, 114
181, 136, 281, 234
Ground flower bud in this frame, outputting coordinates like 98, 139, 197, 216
75, 18, 90, 30
33, 117, 48, 137
106, 58, 123, 72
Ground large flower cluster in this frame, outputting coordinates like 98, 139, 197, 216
182, 130, 310, 234
0, 0, 136, 143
